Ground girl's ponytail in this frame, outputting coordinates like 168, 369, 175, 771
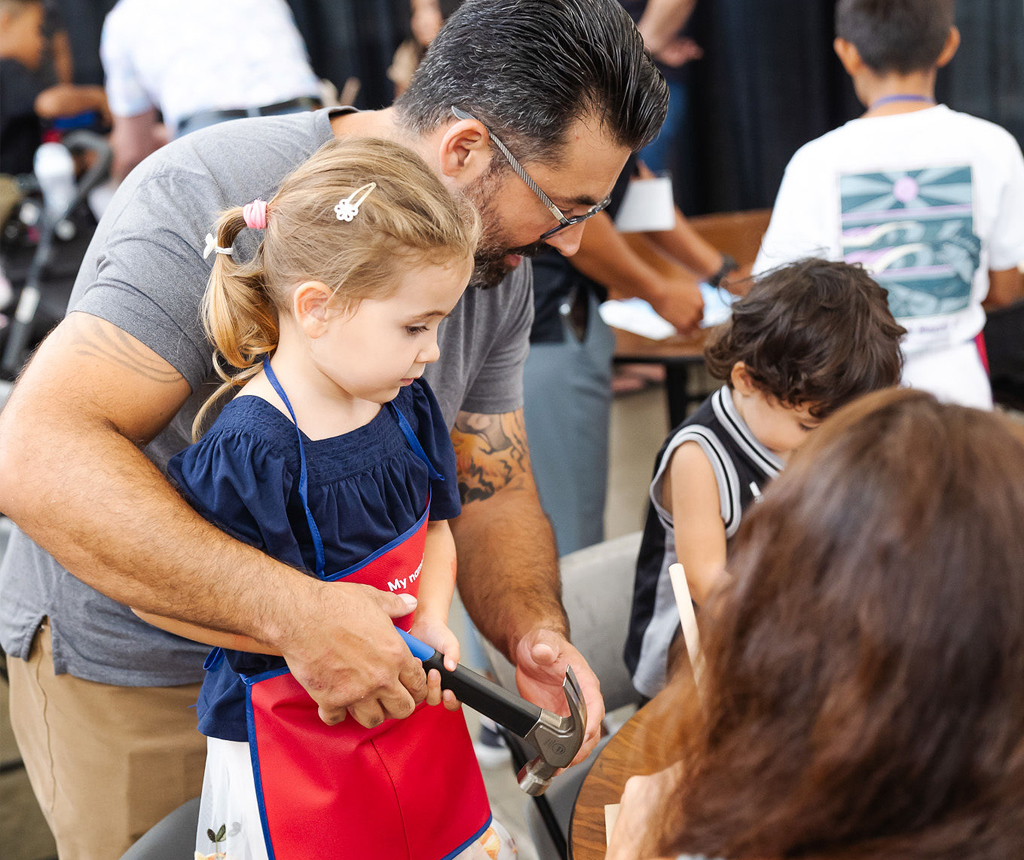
193, 207, 279, 439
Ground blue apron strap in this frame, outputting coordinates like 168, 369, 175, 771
262, 356, 326, 578
204, 646, 225, 671
386, 400, 444, 482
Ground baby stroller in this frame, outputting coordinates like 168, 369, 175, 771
0, 129, 112, 380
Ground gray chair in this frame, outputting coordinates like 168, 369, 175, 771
481, 530, 644, 859
118, 797, 200, 860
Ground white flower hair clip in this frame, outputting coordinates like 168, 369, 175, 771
334, 182, 377, 222
203, 233, 233, 260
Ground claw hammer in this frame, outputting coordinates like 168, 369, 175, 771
398, 629, 587, 795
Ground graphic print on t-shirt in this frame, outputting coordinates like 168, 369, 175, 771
839, 166, 981, 319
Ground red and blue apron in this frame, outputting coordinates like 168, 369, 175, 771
236, 362, 491, 860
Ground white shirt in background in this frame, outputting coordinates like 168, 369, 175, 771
100, 0, 321, 133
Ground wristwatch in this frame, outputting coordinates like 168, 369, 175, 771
706, 254, 738, 288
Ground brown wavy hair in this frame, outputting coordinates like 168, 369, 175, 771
194, 137, 480, 437
654, 387, 1024, 859
704, 258, 906, 419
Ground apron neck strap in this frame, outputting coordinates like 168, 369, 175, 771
387, 400, 444, 482
262, 356, 327, 578
260, 358, 445, 578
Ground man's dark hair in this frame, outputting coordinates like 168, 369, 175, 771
836, 0, 955, 75
704, 258, 906, 419
394, 0, 668, 164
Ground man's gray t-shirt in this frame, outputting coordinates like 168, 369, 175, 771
0, 109, 533, 685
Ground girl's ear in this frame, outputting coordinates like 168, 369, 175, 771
292, 281, 333, 338
731, 362, 757, 396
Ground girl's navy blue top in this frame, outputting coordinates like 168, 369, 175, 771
166, 379, 461, 741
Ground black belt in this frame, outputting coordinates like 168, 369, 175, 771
177, 96, 322, 135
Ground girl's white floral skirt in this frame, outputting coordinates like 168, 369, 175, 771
193, 736, 517, 860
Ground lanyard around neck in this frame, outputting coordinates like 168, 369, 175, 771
868, 94, 936, 111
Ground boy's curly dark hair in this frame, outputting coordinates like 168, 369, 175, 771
704, 258, 906, 419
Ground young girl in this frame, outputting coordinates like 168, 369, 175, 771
136, 138, 516, 860
625, 258, 907, 699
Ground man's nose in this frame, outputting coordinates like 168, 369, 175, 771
542, 221, 587, 257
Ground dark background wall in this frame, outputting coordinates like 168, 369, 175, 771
57, 0, 1024, 215
676, 0, 1024, 213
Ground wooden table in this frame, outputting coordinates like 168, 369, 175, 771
569, 688, 679, 859
613, 327, 708, 427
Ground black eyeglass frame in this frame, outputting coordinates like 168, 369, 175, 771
452, 106, 612, 240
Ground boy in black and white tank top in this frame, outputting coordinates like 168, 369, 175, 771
626, 259, 906, 698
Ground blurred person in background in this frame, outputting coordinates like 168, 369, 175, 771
100, 0, 322, 181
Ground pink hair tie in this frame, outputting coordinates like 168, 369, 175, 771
243, 199, 268, 230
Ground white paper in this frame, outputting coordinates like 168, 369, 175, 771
698, 282, 738, 328
599, 297, 677, 340
604, 803, 621, 846
614, 176, 675, 233
599, 284, 737, 340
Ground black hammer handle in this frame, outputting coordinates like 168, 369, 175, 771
399, 629, 542, 740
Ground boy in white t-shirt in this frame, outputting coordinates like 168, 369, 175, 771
755, 0, 1024, 409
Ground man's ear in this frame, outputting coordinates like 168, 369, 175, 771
730, 362, 757, 396
292, 281, 334, 338
833, 37, 865, 77
936, 26, 960, 68
437, 117, 494, 187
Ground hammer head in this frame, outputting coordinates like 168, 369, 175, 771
516, 664, 588, 795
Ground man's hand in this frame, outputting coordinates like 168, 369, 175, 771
514, 628, 604, 765
133, 584, 430, 727
448, 409, 606, 760
650, 278, 704, 335
282, 583, 428, 728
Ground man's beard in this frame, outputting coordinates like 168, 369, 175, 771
470, 237, 548, 289
463, 169, 548, 289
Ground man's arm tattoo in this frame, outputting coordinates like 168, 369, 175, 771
452, 410, 530, 504
68, 314, 183, 384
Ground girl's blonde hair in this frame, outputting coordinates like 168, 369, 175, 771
195, 137, 480, 437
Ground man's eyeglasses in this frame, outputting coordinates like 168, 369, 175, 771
452, 107, 611, 240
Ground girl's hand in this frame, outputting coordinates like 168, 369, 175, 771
606, 764, 685, 860
409, 617, 461, 711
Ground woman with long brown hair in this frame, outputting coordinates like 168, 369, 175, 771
610, 387, 1024, 859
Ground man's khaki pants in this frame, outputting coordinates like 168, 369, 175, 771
7, 620, 206, 860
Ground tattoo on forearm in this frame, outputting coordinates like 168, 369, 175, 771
69, 315, 182, 384
453, 411, 530, 504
